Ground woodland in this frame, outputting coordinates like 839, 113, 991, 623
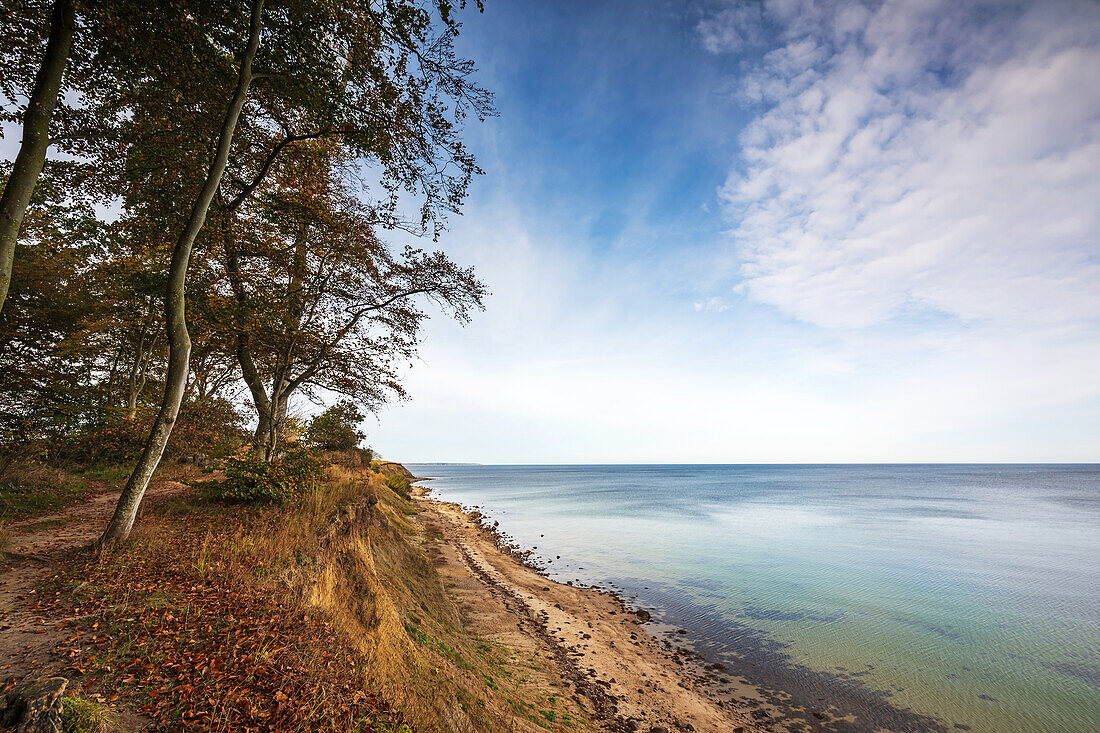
0, 0, 492, 543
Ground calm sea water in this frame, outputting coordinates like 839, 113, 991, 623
417, 464, 1100, 733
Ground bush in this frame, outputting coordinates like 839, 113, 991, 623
61, 397, 246, 466
66, 415, 151, 465
328, 446, 375, 468
210, 448, 326, 504
386, 473, 412, 499
303, 400, 365, 451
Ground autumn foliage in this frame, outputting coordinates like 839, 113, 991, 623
36, 501, 400, 730
212, 448, 326, 503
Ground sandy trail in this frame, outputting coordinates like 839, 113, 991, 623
0, 479, 188, 684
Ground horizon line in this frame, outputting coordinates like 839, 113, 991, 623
400, 460, 1100, 466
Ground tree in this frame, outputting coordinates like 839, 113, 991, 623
0, 180, 109, 455
100, 0, 491, 542
0, 0, 75, 314
100, 0, 265, 545
304, 400, 365, 451
221, 140, 484, 459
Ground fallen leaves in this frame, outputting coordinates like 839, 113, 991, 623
30, 501, 401, 731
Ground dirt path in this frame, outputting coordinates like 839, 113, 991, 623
0, 479, 188, 684
419, 491, 785, 733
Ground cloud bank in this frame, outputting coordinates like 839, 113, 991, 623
706, 0, 1100, 330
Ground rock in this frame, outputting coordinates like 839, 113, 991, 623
635, 609, 652, 622
626, 720, 642, 731
0, 677, 68, 733
649, 727, 669, 733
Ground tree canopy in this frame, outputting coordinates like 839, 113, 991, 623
0, 0, 492, 543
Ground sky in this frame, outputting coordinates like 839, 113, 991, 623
370, 0, 1100, 464
4, 0, 1096, 463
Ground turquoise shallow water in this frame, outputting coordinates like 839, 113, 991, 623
416, 464, 1100, 733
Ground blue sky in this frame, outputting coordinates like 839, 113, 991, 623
370, 0, 1100, 463
7, 1, 1092, 462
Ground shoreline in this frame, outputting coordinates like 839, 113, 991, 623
413, 481, 784, 732
411, 471, 978, 733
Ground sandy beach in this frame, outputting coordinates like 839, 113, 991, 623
414, 483, 790, 733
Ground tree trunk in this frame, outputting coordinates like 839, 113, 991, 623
265, 382, 290, 460
0, 0, 74, 316
251, 378, 289, 462
124, 332, 150, 420
101, 0, 265, 545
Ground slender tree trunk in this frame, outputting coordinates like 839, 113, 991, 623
250, 376, 289, 462
236, 330, 275, 455
0, 0, 74, 315
264, 380, 290, 460
101, 0, 265, 545
124, 332, 148, 420
99, 341, 124, 422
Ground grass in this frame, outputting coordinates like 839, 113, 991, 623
60, 695, 120, 733
36, 453, 591, 732
0, 463, 89, 522
81, 463, 133, 483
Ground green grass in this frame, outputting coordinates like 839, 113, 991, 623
82, 463, 132, 482
60, 695, 120, 732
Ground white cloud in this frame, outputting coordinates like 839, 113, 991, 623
698, 2, 767, 54
362, 1, 1100, 463
709, 0, 1100, 330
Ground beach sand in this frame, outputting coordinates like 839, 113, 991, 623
415, 484, 790, 733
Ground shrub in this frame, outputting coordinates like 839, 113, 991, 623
210, 448, 326, 504
386, 473, 412, 499
328, 446, 375, 468
304, 400, 365, 451
66, 415, 151, 465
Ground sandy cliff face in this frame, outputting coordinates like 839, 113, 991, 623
375, 461, 415, 479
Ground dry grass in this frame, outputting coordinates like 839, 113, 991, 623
60, 695, 121, 733
0, 462, 89, 522
118, 454, 553, 731
218, 458, 520, 731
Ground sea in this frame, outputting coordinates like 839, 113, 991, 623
415, 464, 1100, 733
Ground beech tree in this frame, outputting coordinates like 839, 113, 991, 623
0, 0, 75, 314
0, 180, 109, 456
97, 0, 490, 543
0, 1, 491, 543
220, 140, 484, 459
98, 0, 265, 545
